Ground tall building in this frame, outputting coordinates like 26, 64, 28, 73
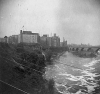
0, 38, 6, 43
51, 33, 60, 47
40, 34, 60, 47
47, 37, 52, 47
0, 36, 7, 43
62, 37, 67, 47
18, 30, 40, 44
40, 34, 48, 47
63, 40, 67, 47
7, 35, 18, 44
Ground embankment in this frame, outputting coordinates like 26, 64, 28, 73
0, 43, 65, 94
71, 51, 97, 58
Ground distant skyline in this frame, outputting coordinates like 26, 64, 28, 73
0, 0, 100, 45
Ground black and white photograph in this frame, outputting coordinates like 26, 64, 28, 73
0, 0, 100, 94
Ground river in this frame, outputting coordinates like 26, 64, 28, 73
44, 51, 100, 94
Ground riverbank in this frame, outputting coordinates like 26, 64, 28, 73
44, 48, 67, 65
0, 43, 65, 94
71, 51, 97, 58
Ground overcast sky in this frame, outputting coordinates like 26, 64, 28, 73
0, 0, 100, 45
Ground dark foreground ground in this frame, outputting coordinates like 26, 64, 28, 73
0, 43, 66, 94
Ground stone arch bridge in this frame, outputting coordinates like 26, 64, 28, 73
68, 46, 100, 54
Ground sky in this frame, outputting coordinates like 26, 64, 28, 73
0, 0, 100, 45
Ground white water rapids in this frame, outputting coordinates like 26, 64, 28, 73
44, 52, 100, 94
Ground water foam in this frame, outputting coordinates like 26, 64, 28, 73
45, 53, 100, 94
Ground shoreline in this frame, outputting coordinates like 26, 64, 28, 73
71, 51, 97, 58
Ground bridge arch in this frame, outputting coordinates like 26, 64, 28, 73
72, 48, 75, 51
69, 47, 72, 51
70, 48, 72, 51
84, 48, 89, 51
76, 48, 79, 51
95, 48, 100, 53
80, 48, 84, 51
87, 48, 92, 52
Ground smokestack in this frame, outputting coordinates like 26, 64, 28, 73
20, 30, 23, 43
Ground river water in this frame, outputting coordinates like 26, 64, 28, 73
44, 52, 100, 94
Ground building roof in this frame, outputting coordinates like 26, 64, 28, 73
43, 34, 48, 37
23, 31, 32, 34
22, 31, 39, 35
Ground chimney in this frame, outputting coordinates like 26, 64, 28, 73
20, 30, 23, 43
